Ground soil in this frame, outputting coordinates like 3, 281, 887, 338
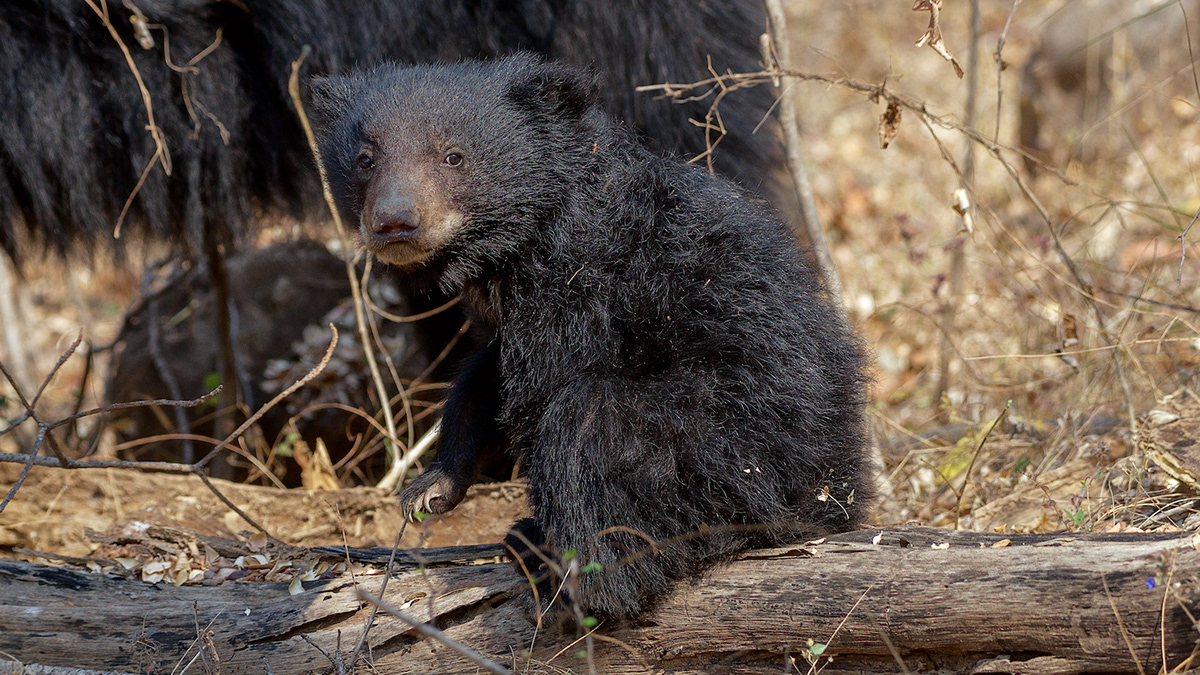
0, 462, 527, 558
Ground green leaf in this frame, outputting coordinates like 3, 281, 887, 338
201, 373, 221, 409
203, 372, 221, 392
275, 430, 300, 458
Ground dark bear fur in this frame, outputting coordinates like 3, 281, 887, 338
0, 0, 781, 259
309, 55, 875, 620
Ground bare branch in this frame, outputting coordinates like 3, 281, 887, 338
355, 587, 512, 675
763, 0, 846, 315
194, 326, 338, 470
82, 0, 171, 238
288, 47, 406, 487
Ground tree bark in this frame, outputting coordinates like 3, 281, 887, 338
1, 526, 1196, 674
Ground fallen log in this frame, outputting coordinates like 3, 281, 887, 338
1, 526, 1197, 674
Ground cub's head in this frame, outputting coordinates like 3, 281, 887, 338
308, 55, 599, 273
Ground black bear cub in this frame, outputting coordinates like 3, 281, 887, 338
310, 54, 875, 620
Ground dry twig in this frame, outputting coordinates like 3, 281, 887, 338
0, 328, 339, 534
762, 0, 846, 315
287, 47, 411, 492
82, 0, 171, 237
355, 587, 512, 675
639, 66, 1140, 434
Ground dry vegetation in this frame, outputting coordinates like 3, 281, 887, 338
2, 0, 1200, 577
787, 0, 1200, 534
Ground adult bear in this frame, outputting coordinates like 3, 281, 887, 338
310, 55, 875, 620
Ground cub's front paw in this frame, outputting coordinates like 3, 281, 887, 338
398, 466, 470, 521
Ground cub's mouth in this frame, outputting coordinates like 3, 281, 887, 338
367, 238, 437, 267
358, 211, 463, 269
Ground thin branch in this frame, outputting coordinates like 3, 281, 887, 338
805, 584, 873, 675
644, 66, 1141, 437
30, 333, 83, 408
0, 438, 39, 514
954, 402, 1010, 530
346, 520, 409, 668
82, 0, 171, 238
1102, 573, 1148, 675
0, 329, 338, 533
364, 290, 462, 324
994, 0, 1022, 144
1179, 205, 1199, 283
195, 326, 338, 469
763, 0, 846, 315
287, 47, 405, 489
45, 393, 218, 434
355, 588, 512, 675
195, 471, 268, 534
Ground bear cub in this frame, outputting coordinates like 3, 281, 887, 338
310, 54, 875, 620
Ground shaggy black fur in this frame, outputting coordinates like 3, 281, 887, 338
0, 0, 780, 258
310, 55, 875, 619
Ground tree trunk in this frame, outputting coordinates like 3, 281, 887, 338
1, 526, 1196, 674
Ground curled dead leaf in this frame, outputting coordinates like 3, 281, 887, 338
912, 0, 963, 78
1147, 410, 1181, 426
879, 100, 902, 149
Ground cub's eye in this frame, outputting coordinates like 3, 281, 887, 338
357, 153, 373, 171
443, 152, 463, 167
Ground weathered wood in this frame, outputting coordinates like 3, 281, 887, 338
2, 527, 1197, 674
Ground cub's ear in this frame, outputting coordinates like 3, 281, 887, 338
506, 57, 598, 120
306, 76, 358, 133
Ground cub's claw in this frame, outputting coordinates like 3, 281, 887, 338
399, 466, 470, 521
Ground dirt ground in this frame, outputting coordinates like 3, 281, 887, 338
0, 463, 527, 557
4, 0, 1200, 570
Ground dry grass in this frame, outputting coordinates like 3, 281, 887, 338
783, 0, 1200, 533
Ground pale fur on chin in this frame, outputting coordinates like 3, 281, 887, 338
361, 211, 465, 268
370, 243, 436, 268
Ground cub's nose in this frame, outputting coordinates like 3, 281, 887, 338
371, 194, 422, 243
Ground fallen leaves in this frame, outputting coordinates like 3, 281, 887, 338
77, 527, 373, 590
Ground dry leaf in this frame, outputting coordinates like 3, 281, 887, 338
951, 188, 973, 233
879, 100, 902, 149
249, 531, 268, 552
912, 0, 963, 78
1147, 410, 1181, 426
